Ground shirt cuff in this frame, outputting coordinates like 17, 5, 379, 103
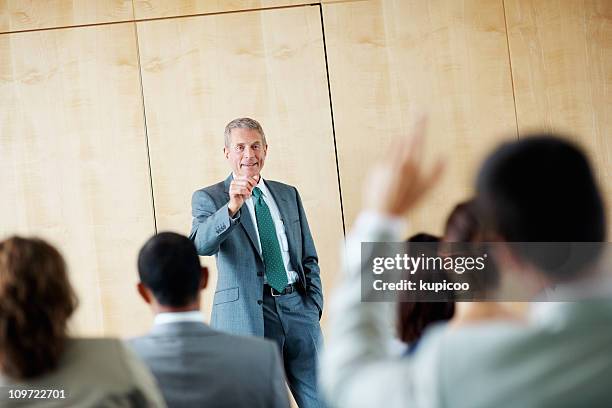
229, 208, 241, 223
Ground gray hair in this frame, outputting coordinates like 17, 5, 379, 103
224, 117, 267, 148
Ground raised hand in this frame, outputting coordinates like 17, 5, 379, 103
365, 116, 444, 216
228, 176, 258, 217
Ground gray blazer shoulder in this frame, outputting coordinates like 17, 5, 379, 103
0, 338, 165, 408
128, 322, 289, 408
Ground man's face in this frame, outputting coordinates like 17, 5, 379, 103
224, 128, 267, 179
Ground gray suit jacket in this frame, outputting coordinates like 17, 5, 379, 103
189, 175, 323, 336
128, 321, 289, 408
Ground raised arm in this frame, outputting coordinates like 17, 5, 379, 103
320, 117, 444, 407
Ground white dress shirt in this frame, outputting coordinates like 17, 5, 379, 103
154, 311, 205, 326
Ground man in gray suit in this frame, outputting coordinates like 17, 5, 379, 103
189, 118, 324, 407
129, 232, 290, 408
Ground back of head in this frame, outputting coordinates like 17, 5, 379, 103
138, 232, 201, 307
0, 236, 77, 380
443, 200, 480, 243
476, 135, 606, 280
397, 233, 454, 344
408, 233, 439, 244
442, 199, 499, 294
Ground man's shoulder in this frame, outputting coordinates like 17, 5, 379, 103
126, 332, 148, 345
192, 180, 227, 200
128, 324, 275, 351
265, 179, 300, 203
201, 180, 227, 193
129, 327, 278, 373
265, 179, 296, 192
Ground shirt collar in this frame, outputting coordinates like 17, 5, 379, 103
255, 176, 269, 196
154, 311, 205, 326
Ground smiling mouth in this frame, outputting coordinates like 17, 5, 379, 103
241, 163, 259, 167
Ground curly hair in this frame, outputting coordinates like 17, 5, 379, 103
0, 236, 77, 379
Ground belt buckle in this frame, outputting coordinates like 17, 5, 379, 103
271, 287, 282, 297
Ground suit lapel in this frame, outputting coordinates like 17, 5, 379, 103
264, 180, 290, 222
239, 206, 262, 259
225, 174, 262, 259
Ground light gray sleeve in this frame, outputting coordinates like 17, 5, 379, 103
319, 212, 425, 408
189, 189, 240, 256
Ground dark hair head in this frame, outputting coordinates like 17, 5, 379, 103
407, 233, 439, 243
138, 232, 202, 307
397, 233, 455, 344
0, 236, 77, 379
476, 135, 606, 279
443, 200, 480, 243
397, 301, 454, 344
443, 199, 500, 295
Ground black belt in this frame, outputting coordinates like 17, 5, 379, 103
264, 283, 298, 297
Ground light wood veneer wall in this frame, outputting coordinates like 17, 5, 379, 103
1, 0, 609, 336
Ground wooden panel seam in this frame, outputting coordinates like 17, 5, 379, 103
0, 2, 322, 36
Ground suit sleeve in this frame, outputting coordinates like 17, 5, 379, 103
295, 188, 324, 316
189, 189, 240, 256
267, 342, 291, 408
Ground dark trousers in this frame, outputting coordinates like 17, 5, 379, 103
263, 287, 325, 408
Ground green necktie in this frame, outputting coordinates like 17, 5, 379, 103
252, 187, 289, 292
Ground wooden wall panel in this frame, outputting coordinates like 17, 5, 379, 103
505, 0, 611, 238
136, 6, 344, 327
0, 23, 155, 336
133, 0, 339, 20
323, 0, 517, 235
0, 0, 133, 33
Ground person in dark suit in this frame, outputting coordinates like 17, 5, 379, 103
129, 232, 289, 408
189, 117, 325, 407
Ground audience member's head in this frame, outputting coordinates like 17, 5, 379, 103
0, 236, 77, 380
137, 232, 208, 310
442, 199, 500, 297
443, 200, 480, 243
397, 233, 454, 346
407, 233, 440, 244
476, 135, 606, 281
